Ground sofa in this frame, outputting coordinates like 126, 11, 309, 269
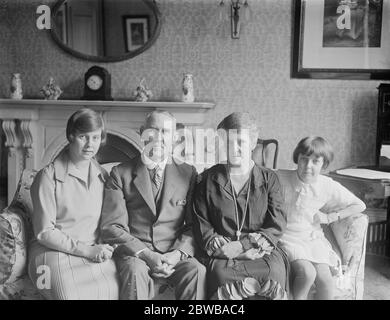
0, 169, 369, 300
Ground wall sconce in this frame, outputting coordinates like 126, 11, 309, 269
219, 0, 249, 39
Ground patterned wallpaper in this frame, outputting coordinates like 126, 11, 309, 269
0, 0, 12, 98
0, 0, 385, 170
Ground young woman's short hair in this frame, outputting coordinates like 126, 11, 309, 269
66, 108, 106, 144
293, 136, 334, 169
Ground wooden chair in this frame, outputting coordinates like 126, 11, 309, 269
252, 139, 279, 169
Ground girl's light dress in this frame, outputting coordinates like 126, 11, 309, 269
277, 170, 361, 269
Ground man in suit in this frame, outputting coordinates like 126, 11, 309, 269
100, 110, 206, 300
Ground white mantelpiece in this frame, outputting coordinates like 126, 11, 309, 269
0, 99, 215, 204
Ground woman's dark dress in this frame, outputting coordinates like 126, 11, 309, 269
193, 164, 289, 299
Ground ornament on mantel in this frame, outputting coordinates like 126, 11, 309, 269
10, 73, 23, 100
40, 77, 62, 100
133, 78, 153, 102
182, 73, 194, 103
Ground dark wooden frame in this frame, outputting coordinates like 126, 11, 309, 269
122, 15, 150, 53
50, 0, 161, 62
292, 0, 390, 80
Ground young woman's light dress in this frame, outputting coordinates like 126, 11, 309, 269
277, 170, 362, 270
28, 150, 119, 300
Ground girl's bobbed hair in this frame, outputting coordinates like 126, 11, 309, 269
293, 136, 334, 169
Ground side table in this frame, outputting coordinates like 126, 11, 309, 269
328, 169, 390, 256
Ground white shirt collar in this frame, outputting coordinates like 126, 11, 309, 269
141, 152, 168, 171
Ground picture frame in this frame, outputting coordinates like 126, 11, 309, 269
123, 15, 150, 52
292, 0, 390, 80
56, 2, 68, 44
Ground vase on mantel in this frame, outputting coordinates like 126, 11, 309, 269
10, 73, 23, 100
182, 73, 194, 103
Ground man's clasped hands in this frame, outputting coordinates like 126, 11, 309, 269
138, 249, 184, 278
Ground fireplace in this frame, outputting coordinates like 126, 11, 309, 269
0, 99, 215, 205
96, 134, 140, 164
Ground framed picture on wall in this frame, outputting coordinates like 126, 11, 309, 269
123, 15, 150, 52
292, 0, 390, 79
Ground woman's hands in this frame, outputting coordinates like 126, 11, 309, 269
209, 236, 240, 259
87, 244, 115, 263
248, 233, 273, 253
236, 248, 266, 260
214, 241, 244, 259
208, 236, 230, 252
210, 233, 273, 260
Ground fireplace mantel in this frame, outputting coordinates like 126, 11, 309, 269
0, 99, 215, 120
0, 99, 215, 203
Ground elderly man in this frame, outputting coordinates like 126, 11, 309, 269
100, 110, 206, 300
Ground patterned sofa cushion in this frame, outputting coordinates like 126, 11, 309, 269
0, 170, 37, 287
0, 211, 28, 285
0, 273, 43, 300
7, 170, 37, 233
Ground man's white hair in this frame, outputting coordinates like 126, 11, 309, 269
143, 110, 176, 129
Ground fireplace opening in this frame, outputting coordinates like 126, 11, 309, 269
95, 133, 140, 164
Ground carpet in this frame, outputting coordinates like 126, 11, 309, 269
363, 254, 390, 300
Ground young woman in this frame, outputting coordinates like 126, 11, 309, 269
277, 136, 366, 300
28, 108, 118, 300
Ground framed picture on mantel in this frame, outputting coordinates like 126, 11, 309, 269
292, 0, 390, 80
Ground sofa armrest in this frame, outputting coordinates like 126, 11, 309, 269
0, 208, 29, 285
330, 213, 368, 267
330, 213, 368, 299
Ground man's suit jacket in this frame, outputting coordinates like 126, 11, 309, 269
100, 155, 197, 257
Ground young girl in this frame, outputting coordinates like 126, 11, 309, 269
277, 136, 366, 300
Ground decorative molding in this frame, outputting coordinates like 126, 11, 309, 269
0, 99, 215, 111
20, 120, 34, 158
2, 119, 17, 156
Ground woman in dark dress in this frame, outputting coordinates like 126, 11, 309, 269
193, 112, 289, 300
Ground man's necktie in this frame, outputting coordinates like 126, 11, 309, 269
152, 166, 163, 190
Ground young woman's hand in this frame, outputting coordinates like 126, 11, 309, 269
88, 244, 114, 263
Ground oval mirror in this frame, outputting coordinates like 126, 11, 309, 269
51, 0, 161, 62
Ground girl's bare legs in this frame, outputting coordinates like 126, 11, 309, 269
291, 259, 316, 300
313, 263, 334, 300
